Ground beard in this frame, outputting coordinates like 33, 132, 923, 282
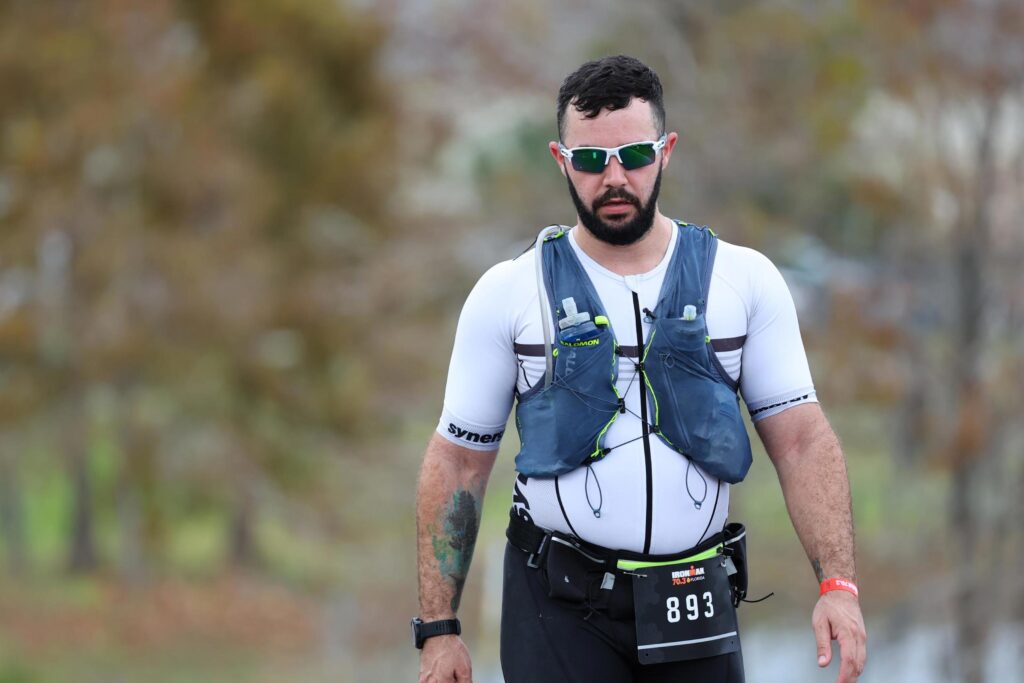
566, 167, 662, 247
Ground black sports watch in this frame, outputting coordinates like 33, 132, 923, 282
411, 617, 461, 649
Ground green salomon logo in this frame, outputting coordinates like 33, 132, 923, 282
561, 338, 600, 348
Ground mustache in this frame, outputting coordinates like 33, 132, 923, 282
594, 189, 640, 209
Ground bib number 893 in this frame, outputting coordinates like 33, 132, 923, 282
666, 592, 714, 623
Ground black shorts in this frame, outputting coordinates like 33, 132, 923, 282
500, 541, 745, 683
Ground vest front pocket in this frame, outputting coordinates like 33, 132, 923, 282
645, 317, 752, 483
514, 330, 619, 478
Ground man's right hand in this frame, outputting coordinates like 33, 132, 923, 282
419, 634, 473, 682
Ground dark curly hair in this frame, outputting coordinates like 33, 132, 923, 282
556, 55, 665, 141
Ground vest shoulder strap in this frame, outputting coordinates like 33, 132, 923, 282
538, 229, 607, 333
654, 222, 718, 319
536, 222, 718, 328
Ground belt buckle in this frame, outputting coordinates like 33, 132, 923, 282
527, 533, 550, 569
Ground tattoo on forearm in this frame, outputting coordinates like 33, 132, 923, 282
431, 489, 481, 612
812, 559, 825, 583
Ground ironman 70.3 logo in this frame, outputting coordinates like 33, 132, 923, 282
671, 565, 706, 586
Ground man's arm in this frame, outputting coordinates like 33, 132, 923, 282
416, 432, 498, 682
755, 403, 867, 683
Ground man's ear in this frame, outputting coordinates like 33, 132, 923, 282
549, 141, 568, 177
661, 132, 679, 169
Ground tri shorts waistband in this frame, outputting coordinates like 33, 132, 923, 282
505, 510, 730, 571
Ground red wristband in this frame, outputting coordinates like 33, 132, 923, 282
820, 578, 859, 597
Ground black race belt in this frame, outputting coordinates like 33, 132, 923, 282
506, 511, 750, 665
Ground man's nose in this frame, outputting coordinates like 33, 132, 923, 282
602, 156, 628, 186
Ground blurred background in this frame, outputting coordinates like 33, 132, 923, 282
0, 0, 1022, 681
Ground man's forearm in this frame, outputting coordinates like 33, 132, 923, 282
416, 435, 497, 619
758, 405, 857, 583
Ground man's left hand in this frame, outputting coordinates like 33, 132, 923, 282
812, 590, 867, 683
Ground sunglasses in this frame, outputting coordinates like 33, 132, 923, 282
558, 135, 667, 173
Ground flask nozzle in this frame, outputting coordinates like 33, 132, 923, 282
558, 297, 592, 329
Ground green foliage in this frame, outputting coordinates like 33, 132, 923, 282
0, 0, 401, 583
0, 661, 34, 683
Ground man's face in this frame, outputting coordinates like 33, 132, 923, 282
550, 98, 677, 246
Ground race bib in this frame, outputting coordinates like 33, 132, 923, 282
630, 552, 740, 664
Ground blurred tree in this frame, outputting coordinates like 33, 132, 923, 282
0, 0, 397, 577
852, 1, 1024, 679
0, 256, 40, 576
611, 1, 1024, 677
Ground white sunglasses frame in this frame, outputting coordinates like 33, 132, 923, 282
557, 135, 668, 172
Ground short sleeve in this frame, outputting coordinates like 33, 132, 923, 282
436, 261, 520, 451
738, 252, 818, 421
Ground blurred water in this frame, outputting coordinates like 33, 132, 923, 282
741, 622, 1022, 683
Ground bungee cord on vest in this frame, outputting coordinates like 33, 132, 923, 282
548, 346, 709, 515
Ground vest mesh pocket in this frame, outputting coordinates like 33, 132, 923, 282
646, 317, 752, 483
514, 330, 618, 478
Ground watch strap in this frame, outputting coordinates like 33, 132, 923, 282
413, 617, 461, 649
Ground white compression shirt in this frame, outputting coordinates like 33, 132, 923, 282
437, 225, 817, 554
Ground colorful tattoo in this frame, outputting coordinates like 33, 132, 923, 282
431, 489, 481, 612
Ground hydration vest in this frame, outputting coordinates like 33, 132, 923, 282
513, 222, 753, 483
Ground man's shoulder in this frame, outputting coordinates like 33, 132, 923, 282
473, 249, 535, 292
713, 237, 786, 287
460, 249, 538, 321
707, 237, 791, 318
714, 238, 776, 271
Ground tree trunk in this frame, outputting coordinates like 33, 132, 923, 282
226, 426, 262, 571
228, 483, 258, 570
950, 430, 985, 683
116, 397, 152, 583
0, 437, 28, 576
949, 98, 1000, 683
116, 476, 145, 582
65, 396, 98, 574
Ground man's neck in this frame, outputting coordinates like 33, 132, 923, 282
572, 212, 674, 277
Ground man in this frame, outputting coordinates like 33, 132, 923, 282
415, 55, 866, 683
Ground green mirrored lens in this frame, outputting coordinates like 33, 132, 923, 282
571, 149, 607, 173
619, 143, 657, 170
